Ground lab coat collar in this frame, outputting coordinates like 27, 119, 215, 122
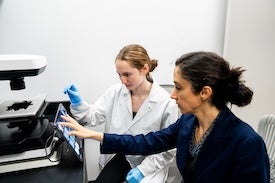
148, 81, 165, 103
120, 82, 162, 129
121, 81, 161, 102
132, 82, 161, 125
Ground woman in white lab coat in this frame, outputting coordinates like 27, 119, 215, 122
64, 44, 182, 183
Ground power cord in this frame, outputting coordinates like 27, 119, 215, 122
44, 130, 62, 162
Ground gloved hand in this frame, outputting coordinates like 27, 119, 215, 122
126, 167, 144, 183
63, 84, 83, 106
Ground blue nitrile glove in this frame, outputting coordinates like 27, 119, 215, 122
63, 84, 82, 106
126, 167, 144, 183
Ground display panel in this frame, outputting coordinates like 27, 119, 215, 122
54, 103, 83, 161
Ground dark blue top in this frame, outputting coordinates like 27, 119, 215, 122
101, 107, 270, 183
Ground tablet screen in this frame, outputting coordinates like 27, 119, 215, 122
54, 103, 83, 161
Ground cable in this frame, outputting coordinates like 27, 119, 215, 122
44, 130, 62, 163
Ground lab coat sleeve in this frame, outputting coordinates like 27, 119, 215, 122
159, 100, 181, 130
69, 86, 117, 126
137, 148, 176, 176
137, 98, 179, 176
70, 100, 106, 126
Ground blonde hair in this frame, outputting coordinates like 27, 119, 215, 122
116, 44, 158, 82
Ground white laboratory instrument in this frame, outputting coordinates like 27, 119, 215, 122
0, 54, 61, 173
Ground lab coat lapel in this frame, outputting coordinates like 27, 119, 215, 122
131, 99, 152, 125
118, 88, 153, 131
127, 84, 158, 129
120, 88, 132, 116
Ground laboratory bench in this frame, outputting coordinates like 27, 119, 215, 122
0, 144, 83, 183
0, 136, 103, 183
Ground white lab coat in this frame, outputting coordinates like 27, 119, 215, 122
138, 149, 183, 183
70, 82, 182, 182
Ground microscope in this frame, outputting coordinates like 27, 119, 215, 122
0, 55, 63, 173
